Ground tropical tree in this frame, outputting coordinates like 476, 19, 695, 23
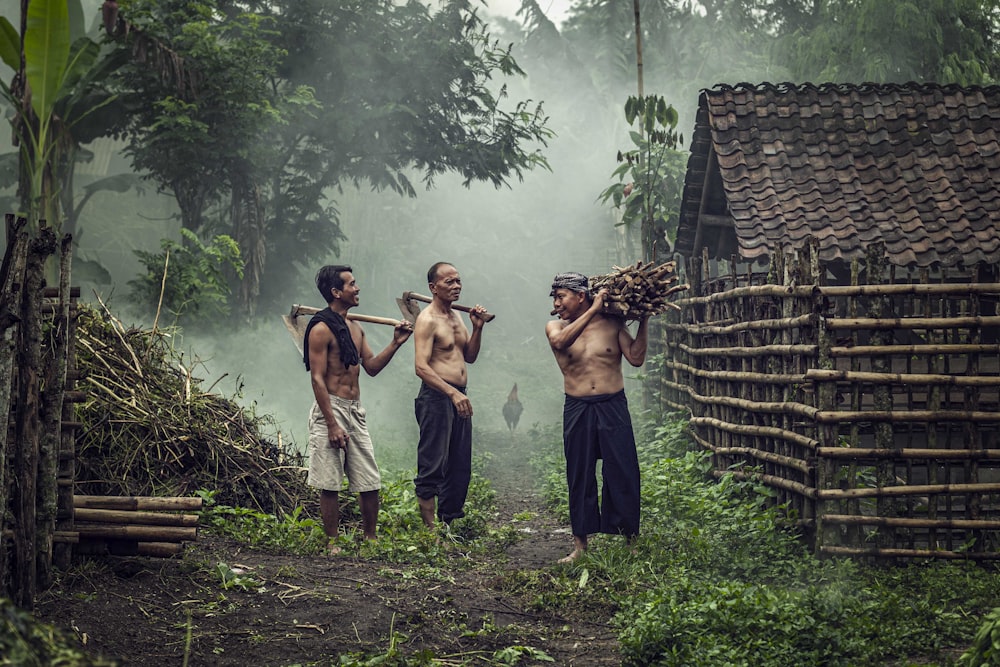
773, 0, 1000, 84
0, 0, 123, 233
106, 0, 552, 320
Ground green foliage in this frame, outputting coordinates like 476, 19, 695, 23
960, 607, 1000, 667
197, 466, 516, 564
600, 94, 687, 257
493, 645, 554, 664
213, 562, 264, 592
0, 0, 123, 229
773, 0, 1000, 84
527, 413, 1000, 666
106, 0, 552, 317
197, 490, 328, 555
0, 597, 115, 666
127, 229, 244, 326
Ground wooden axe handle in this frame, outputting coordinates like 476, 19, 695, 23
290, 305, 405, 327
404, 292, 496, 322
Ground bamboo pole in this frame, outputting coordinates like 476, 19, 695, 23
665, 358, 805, 384
819, 283, 1000, 297
831, 343, 1000, 356
74, 495, 204, 511
676, 342, 819, 357
73, 508, 200, 527
817, 447, 1000, 460
72, 540, 184, 557
659, 313, 817, 334
138, 542, 183, 557
820, 545, 1000, 559
711, 468, 818, 499
815, 409, 1000, 423
690, 392, 820, 419
702, 444, 811, 474
73, 524, 196, 542
690, 416, 819, 450
806, 368, 1000, 386
822, 514, 1000, 530
674, 282, 1000, 306
52, 531, 79, 543
826, 315, 1000, 330
817, 482, 1000, 500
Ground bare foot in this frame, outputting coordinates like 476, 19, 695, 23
557, 548, 585, 564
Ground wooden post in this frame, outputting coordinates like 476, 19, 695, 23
38, 235, 73, 583
13, 224, 57, 608
811, 239, 838, 556
865, 243, 894, 553
0, 215, 30, 588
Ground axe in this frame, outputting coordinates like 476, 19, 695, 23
282, 304, 408, 355
396, 291, 496, 324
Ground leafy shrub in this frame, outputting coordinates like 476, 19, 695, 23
128, 229, 243, 328
959, 608, 1000, 667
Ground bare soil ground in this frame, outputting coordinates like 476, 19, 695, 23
33, 433, 622, 666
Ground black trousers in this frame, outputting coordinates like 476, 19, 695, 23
414, 382, 472, 523
563, 390, 640, 537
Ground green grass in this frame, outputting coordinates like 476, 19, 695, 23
531, 414, 1000, 667
195, 414, 1000, 666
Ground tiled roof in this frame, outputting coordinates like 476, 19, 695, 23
675, 82, 1000, 267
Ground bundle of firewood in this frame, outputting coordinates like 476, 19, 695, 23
591, 260, 689, 319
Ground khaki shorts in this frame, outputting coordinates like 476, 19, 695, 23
307, 395, 380, 493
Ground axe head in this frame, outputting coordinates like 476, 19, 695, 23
396, 294, 421, 323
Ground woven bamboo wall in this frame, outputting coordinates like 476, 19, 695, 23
661, 242, 1000, 560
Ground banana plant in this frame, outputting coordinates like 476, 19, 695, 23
0, 0, 121, 231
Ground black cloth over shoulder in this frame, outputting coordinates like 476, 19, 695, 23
303, 308, 360, 371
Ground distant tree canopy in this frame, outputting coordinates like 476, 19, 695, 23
103, 0, 550, 320
498, 0, 1000, 261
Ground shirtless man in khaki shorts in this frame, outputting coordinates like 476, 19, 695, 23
304, 265, 413, 553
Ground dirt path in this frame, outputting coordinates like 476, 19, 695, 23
33, 432, 622, 666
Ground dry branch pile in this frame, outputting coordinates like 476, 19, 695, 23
74, 303, 310, 514
591, 260, 689, 319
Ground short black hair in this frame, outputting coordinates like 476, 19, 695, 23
427, 261, 454, 284
316, 265, 352, 302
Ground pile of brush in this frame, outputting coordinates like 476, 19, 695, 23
74, 303, 311, 514
591, 260, 689, 319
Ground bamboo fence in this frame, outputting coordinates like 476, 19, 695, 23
660, 240, 1000, 560
2, 215, 209, 609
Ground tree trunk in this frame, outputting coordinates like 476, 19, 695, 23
231, 170, 265, 320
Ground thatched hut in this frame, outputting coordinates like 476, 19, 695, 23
663, 82, 1000, 559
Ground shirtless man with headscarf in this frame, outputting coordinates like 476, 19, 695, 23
545, 272, 648, 563
304, 265, 413, 553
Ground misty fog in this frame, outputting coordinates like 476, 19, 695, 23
0, 1, 658, 472
8, 0, 944, 472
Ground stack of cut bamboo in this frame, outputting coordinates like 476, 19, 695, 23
66, 495, 203, 557
591, 260, 689, 319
